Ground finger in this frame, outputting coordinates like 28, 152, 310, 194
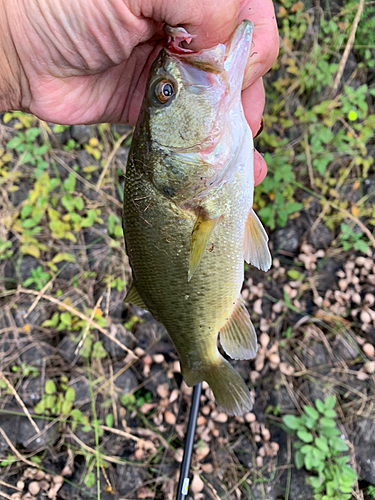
242, 77, 264, 137
254, 149, 267, 186
130, 0, 240, 50
238, 0, 279, 88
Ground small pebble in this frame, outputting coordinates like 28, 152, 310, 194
270, 442, 280, 453
364, 361, 375, 374
272, 301, 283, 314
255, 353, 265, 372
134, 448, 144, 460
39, 480, 49, 491
360, 309, 372, 324
364, 294, 375, 307
352, 293, 362, 305
174, 448, 183, 462
268, 353, 280, 365
213, 412, 228, 423
201, 463, 214, 473
164, 410, 176, 425
259, 333, 270, 349
363, 343, 375, 357
245, 412, 256, 423
197, 416, 207, 426
16, 481, 25, 491
28, 482, 40, 496
169, 388, 179, 404
134, 347, 145, 357
191, 474, 204, 493
357, 371, 369, 381
253, 299, 263, 315
256, 456, 263, 468
143, 354, 152, 365
201, 405, 210, 416
261, 428, 271, 441
279, 362, 295, 375
157, 384, 169, 399
153, 354, 164, 364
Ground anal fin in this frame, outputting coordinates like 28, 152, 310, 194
219, 297, 257, 360
124, 283, 148, 311
188, 214, 220, 282
243, 208, 272, 272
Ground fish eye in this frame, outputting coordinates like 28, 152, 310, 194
155, 80, 175, 103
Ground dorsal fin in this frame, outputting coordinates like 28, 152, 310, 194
243, 208, 272, 272
219, 297, 257, 360
188, 214, 221, 282
124, 283, 149, 311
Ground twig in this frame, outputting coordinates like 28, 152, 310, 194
0, 480, 21, 492
96, 132, 132, 190
67, 429, 128, 465
0, 372, 39, 433
0, 427, 36, 468
330, 202, 375, 248
18, 288, 137, 358
0, 492, 13, 500
25, 279, 53, 319
332, 0, 365, 93
99, 425, 142, 443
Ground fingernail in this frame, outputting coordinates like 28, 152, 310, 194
254, 117, 264, 139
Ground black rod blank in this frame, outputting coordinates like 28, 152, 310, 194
176, 382, 202, 499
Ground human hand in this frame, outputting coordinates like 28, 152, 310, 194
1, 0, 278, 184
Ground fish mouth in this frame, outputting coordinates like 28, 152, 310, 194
165, 20, 253, 77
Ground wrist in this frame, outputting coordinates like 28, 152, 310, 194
0, 0, 22, 112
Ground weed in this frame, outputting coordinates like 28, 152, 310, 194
368, 485, 375, 499
23, 266, 51, 290
282, 396, 357, 500
338, 223, 370, 253
11, 363, 39, 378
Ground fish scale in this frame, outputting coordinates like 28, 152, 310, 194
123, 20, 272, 415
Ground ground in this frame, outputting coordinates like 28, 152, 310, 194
1, 1, 375, 500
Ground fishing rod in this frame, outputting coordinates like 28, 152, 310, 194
176, 382, 202, 499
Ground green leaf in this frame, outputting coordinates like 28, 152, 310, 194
329, 437, 348, 452
84, 472, 95, 488
65, 386, 76, 402
323, 409, 337, 418
321, 427, 340, 438
282, 415, 301, 430
304, 453, 313, 470
300, 444, 313, 454
304, 405, 319, 420
320, 417, 336, 428
105, 413, 114, 428
45, 380, 57, 395
297, 430, 313, 443
324, 395, 335, 409
62, 400, 73, 415
295, 450, 304, 469
315, 399, 325, 413
309, 476, 322, 488
315, 436, 329, 453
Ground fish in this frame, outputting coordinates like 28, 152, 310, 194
123, 20, 272, 416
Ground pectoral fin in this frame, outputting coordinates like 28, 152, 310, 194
124, 283, 148, 311
243, 208, 272, 272
188, 214, 220, 282
219, 297, 257, 360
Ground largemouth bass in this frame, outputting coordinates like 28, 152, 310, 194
123, 20, 272, 415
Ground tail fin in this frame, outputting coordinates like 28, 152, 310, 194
184, 357, 252, 416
